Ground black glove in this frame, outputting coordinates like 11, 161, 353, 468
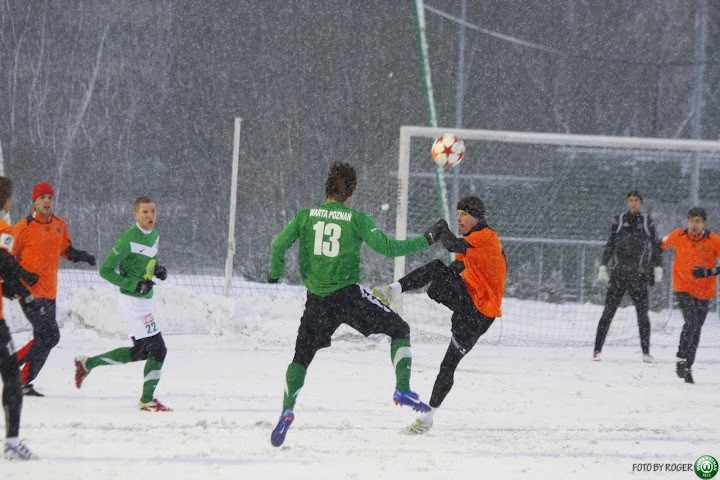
155, 265, 167, 281
441, 231, 472, 254
448, 260, 466, 275
2, 275, 33, 301
268, 276, 279, 284
424, 219, 450, 245
692, 266, 718, 278
66, 246, 96, 266
19, 268, 39, 286
135, 279, 155, 295
2, 281, 15, 299
0, 249, 38, 285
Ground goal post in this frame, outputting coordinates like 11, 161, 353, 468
224, 117, 242, 297
394, 125, 720, 346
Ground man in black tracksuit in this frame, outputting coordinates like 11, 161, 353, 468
593, 190, 663, 362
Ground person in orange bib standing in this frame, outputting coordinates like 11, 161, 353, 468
12, 182, 96, 396
0, 176, 39, 459
373, 196, 507, 434
660, 207, 720, 384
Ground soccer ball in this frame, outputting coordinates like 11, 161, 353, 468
431, 134, 465, 168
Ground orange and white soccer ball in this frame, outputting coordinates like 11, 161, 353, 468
431, 134, 465, 168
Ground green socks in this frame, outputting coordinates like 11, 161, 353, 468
85, 348, 163, 403
391, 339, 412, 392
86, 347, 132, 370
282, 362, 307, 412
279, 341, 411, 414
140, 358, 164, 403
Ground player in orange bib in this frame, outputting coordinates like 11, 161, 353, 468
660, 207, 720, 383
373, 196, 507, 434
12, 182, 96, 396
0, 176, 37, 459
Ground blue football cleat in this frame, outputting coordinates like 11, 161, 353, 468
271, 409, 295, 447
393, 389, 431, 412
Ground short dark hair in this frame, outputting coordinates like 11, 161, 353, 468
688, 206, 707, 221
627, 190, 643, 202
325, 162, 357, 202
134, 196, 154, 212
0, 176, 12, 209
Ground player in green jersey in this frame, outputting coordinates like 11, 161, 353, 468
269, 162, 446, 447
73, 197, 171, 412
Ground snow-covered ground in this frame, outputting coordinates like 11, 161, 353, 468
2, 275, 719, 479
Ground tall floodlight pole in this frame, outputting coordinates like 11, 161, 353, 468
690, 0, 707, 206
451, 0, 467, 235
224, 117, 242, 297
411, 0, 450, 224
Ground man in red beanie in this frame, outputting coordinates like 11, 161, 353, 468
12, 182, 96, 396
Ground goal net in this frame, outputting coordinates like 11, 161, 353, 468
392, 126, 720, 347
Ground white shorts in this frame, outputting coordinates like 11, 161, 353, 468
117, 294, 161, 339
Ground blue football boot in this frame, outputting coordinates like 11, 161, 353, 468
271, 409, 295, 447
393, 389, 431, 412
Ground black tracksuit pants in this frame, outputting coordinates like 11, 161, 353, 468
0, 319, 22, 438
594, 269, 651, 354
675, 292, 709, 369
400, 260, 494, 408
17, 298, 60, 385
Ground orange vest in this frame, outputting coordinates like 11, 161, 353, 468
0, 218, 15, 319
12, 211, 71, 300
661, 228, 720, 300
455, 227, 506, 318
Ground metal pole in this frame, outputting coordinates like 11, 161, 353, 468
451, 0, 468, 234
537, 245, 544, 300
579, 246, 586, 304
224, 117, 242, 297
412, 0, 450, 226
394, 127, 411, 281
690, 0, 707, 206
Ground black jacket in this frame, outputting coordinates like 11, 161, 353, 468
601, 212, 662, 278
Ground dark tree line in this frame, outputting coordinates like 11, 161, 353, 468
2, 1, 720, 296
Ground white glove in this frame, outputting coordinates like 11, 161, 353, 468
654, 266, 663, 283
598, 265, 610, 283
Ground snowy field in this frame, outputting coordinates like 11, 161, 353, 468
2, 275, 719, 479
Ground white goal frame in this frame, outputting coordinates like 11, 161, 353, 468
224, 117, 243, 296
394, 125, 720, 280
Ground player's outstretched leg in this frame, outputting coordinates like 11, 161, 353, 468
393, 389, 431, 412
271, 409, 295, 447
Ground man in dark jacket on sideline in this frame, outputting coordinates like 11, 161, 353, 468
593, 190, 663, 362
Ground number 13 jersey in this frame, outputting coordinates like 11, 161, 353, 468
270, 200, 428, 296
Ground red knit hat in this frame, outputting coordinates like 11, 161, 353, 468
32, 182, 55, 202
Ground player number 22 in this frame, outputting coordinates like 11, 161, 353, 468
312, 221, 341, 257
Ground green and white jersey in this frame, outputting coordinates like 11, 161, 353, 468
270, 200, 429, 296
100, 223, 160, 298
